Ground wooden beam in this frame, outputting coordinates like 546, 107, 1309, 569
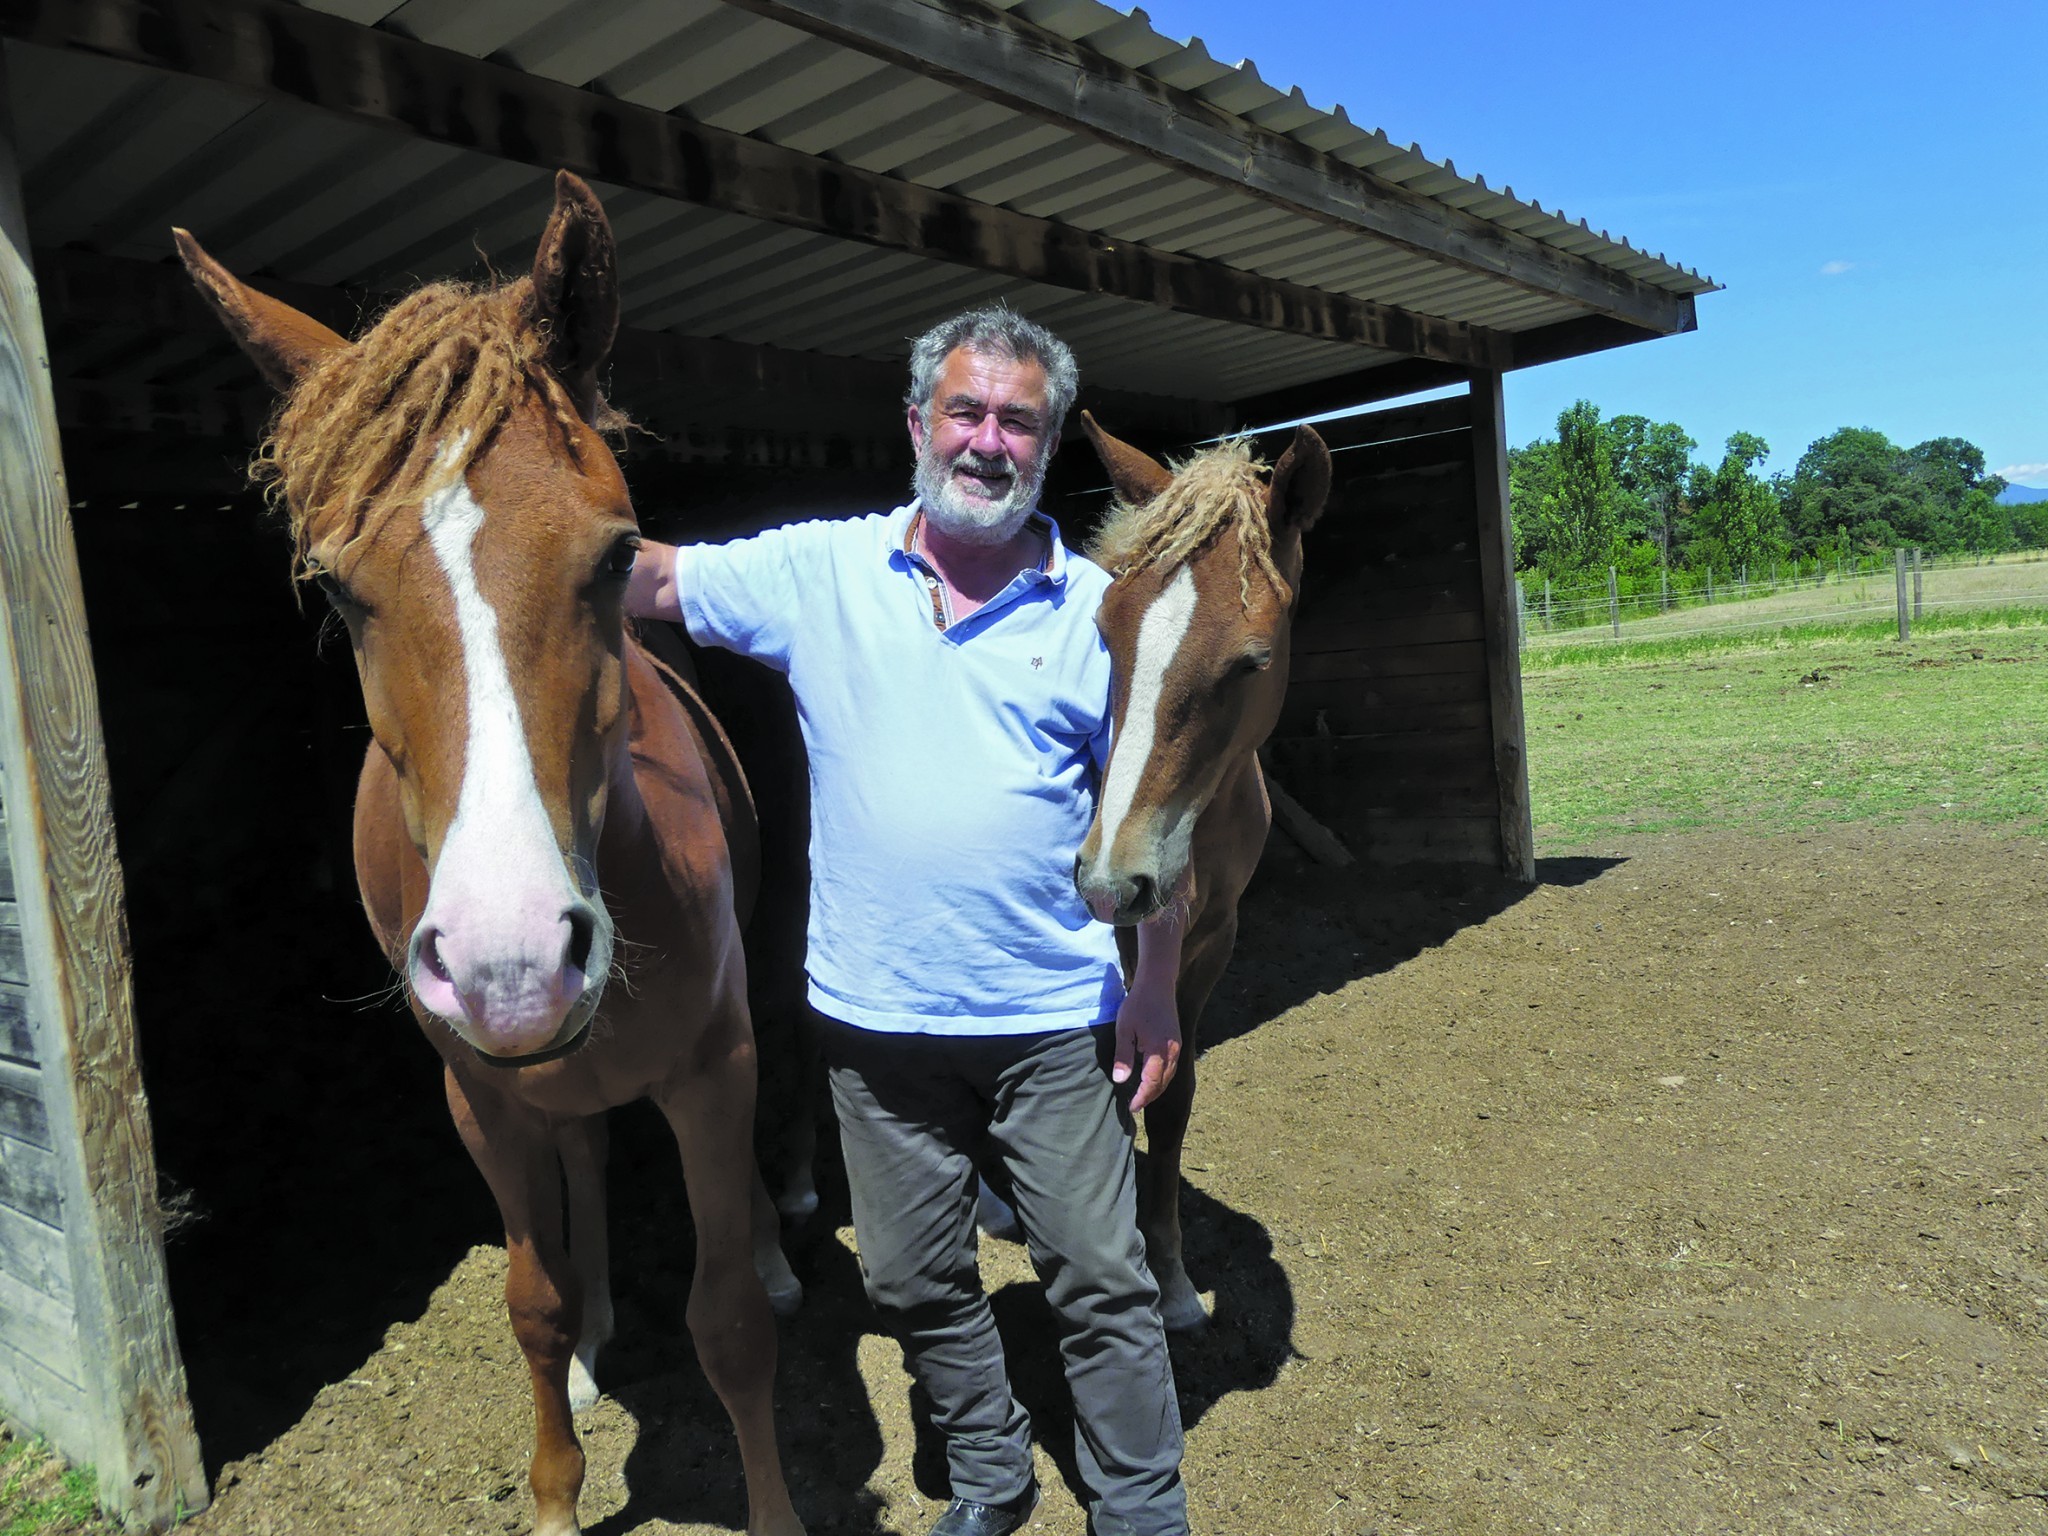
1228, 310, 1691, 429
0, 71, 207, 1529
2, 0, 1509, 371
728, 0, 1702, 335
1467, 373, 1535, 882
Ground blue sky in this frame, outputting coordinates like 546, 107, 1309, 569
1136, 1, 2047, 486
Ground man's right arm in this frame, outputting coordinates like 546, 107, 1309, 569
624, 539, 682, 622
620, 525, 813, 672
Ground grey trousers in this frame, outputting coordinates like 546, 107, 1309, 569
821, 1017, 1188, 1536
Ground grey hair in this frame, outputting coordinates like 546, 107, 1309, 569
905, 302, 1079, 427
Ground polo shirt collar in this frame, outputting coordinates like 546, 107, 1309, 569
886, 500, 1070, 587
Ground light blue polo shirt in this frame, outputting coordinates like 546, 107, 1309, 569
674, 502, 1124, 1035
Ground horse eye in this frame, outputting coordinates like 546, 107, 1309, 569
602, 535, 640, 580
311, 569, 363, 612
1238, 648, 1273, 674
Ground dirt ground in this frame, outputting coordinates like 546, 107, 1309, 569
180, 823, 2048, 1536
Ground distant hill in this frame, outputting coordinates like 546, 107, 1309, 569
1998, 483, 2048, 505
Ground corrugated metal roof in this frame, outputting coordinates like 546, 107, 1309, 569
7, 0, 1715, 412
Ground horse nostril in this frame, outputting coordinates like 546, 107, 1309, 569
417, 926, 451, 984
1127, 874, 1155, 914
563, 905, 596, 975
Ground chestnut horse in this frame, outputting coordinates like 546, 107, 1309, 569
1074, 414, 1333, 1332
175, 175, 805, 1536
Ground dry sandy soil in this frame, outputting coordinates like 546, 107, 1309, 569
178, 823, 2048, 1536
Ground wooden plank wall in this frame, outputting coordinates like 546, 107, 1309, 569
1265, 391, 1507, 868
0, 790, 92, 1457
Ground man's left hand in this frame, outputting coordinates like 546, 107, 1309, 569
1112, 983, 1181, 1113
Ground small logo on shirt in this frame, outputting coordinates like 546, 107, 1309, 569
1030, 656, 1043, 669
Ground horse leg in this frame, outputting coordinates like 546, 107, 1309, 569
1142, 929, 1233, 1333
446, 1068, 587, 1536
656, 1020, 805, 1536
1139, 1054, 1203, 1332
974, 1173, 1024, 1242
771, 1012, 822, 1223
557, 1113, 613, 1414
752, 1164, 804, 1317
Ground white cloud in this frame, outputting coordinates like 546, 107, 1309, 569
1997, 463, 2048, 482
1819, 260, 1855, 276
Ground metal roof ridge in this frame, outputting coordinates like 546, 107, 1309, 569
1082, 2, 1719, 293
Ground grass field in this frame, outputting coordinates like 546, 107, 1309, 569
1523, 614, 2048, 849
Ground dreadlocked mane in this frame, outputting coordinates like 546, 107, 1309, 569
1085, 438, 1291, 609
254, 277, 617, 579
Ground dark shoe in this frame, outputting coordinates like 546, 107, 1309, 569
926, 1483, 1039, 1536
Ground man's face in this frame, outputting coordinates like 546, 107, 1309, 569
908, 347, 1060, 546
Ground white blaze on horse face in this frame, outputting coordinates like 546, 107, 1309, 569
1085, 564, 1198, 920
408, 452, 610, 1055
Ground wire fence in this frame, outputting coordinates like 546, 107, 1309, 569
1518, 549, 2048, 648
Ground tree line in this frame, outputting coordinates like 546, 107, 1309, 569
1509, 403, 2042, 580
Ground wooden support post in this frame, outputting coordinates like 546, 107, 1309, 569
1607, 567, 1621, 637
1543, 577, 1553, 630
1705, 567, 1714, 603
1912, 549, 1923, 620
0, 75, 206, 1527
1469, 373, 1535, 882
1895, 549, 1911, 640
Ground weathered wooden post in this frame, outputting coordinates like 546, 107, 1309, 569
1660, 566, 1670, 612
1543, 576, 1552, 630
1470, 373, 1535, 882
1705, 567, 1714, 604
1912, 549, 1923, 620
1607, 566, 1621, 637
1895, 548, 1911, 640
0, 72, 206, 1526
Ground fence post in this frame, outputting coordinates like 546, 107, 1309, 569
1895, 548, 1910, 640
1543, 576, 1552, 630
1607, 567, 1621, 638
1660, 566, 1670, 612
1912, 548, 1923, 620
1705, 567, 1714, 603
1514, 578, 1527, 647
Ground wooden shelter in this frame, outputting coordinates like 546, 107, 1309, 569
0, 0, 1712, 1522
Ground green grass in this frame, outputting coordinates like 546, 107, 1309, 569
1523, 617, 2048, 849
0, 1433, 114, 1536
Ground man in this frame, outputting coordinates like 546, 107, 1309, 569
625, 304, 1187, 1536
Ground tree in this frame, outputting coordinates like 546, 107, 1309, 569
1689, 432, 1786, 572
1507, 438, 1560, 570
1539, 400, 1626, 575
1607, 415, 1696, 559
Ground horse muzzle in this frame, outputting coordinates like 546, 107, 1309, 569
408, 896, 613, 1060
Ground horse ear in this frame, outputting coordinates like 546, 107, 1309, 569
527, 170, 618, 422
1079, 411, 1173, 506
1270, 424, 1333, 532
173, 228, 347, 392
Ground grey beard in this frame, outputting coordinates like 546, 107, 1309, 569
913, 441, 1046, 547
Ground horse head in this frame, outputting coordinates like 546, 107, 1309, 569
176, 173, 637, 1062
1075, 413, 1332, 925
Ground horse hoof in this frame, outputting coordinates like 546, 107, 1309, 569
974, 1182, 1023, 1243
764, 1273, 804, 1317
1157, 1280, 1211, 1333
